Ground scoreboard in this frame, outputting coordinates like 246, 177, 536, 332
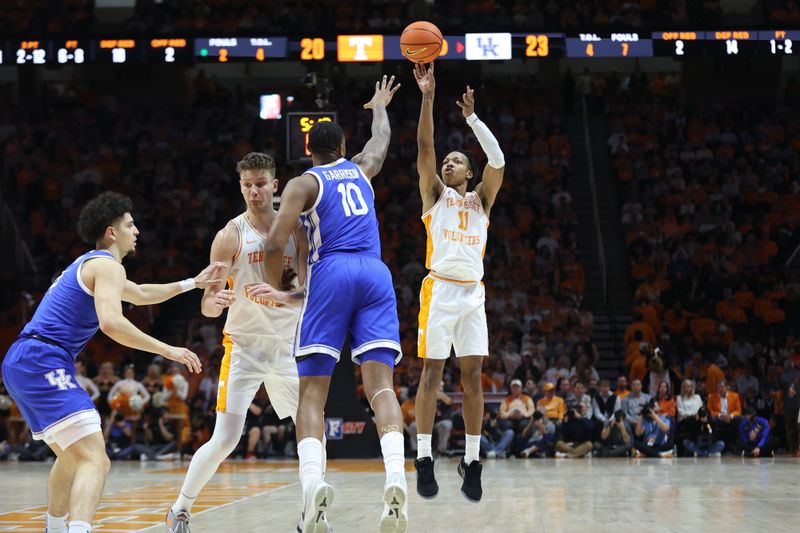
286, 112, 337, 161
0, 30, 798, 65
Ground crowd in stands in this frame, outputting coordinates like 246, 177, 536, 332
1, 68, 595, 461
125, 0, 716, 34
0, 1, 93, 35
2, 0, 770, 37
605, 68, 800, 457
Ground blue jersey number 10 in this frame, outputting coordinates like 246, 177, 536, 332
337, 183, 368, 217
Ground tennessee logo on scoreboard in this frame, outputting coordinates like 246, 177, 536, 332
337, 35, 384, 62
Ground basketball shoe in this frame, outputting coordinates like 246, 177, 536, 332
413, 457, 438, 498
301, 478, 334, 533
457, 458, 482, 502
379, 472, 408, 533
165, 509, 191, 533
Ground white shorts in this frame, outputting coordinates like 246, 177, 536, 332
217, 334, 299, 419
417, 274, 488, 360
41, 410, 102, 451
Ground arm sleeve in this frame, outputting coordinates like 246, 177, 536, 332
465, 113, 505, 169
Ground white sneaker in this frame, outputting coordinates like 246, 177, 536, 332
487, 450, 497, 459
555, 451, 568, 458
709, 452, 721, 457
302, 479, 334, 533
380, 473, 408, 533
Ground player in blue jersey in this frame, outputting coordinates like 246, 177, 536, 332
247, 75, 408, 533
1, 192, 221, 533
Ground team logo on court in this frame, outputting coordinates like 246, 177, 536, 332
44, 368, 77, 391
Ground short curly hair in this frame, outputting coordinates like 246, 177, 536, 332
235, 152, 276, 175
76, 192, 133, 245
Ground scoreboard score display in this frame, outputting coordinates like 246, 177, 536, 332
0, 29, 797, 66
286, 112, 338, 161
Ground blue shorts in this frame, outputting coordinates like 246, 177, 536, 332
295, 253, 401, 365
2, 338, 96, 439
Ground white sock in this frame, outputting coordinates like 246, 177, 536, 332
298, 437, 323, 490
321, 435, 327, 478
465, 434, 481, 464
172, 490, 197, 515
67, 521, 91, 533
46, 512, 67, 533
417, 434, 432, 459
380, 431, 406, 476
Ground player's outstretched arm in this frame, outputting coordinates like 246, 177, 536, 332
458, 86, 505, 213
414, 63, 444, 212
352, 75, 400, 180
89, 258, 202, 373
122, 262, 225, 307
249, 174, 318, 306
200, 223, 239, 317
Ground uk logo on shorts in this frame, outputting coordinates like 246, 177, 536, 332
44, 369, 77, 391
325, 418, 343, 440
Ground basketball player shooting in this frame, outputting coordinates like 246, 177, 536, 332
412, 62, 506, 502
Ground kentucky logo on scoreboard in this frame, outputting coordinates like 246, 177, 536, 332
465, 33, 512, 60
337, 35, 384, 62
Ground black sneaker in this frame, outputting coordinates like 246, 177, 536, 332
457, 458, 482, 502
414, 457, 439, 498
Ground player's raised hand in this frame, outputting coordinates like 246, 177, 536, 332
413, 62, 435, 96
364, 75, 400, 110
193, 262, 227, 289
456, 85, 475, 118
212, 289, 235, 309
163, 346, 202, 373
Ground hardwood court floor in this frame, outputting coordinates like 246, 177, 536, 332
0, 456, 798, 532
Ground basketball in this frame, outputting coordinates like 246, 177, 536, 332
400, 21, 443, 63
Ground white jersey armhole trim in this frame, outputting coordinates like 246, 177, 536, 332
421, 185, 449, 220
301, 171, 324, 215
76, 252, 116, 296
355, 164, 375, 196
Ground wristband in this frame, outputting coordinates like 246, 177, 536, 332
179, 278, 196, 293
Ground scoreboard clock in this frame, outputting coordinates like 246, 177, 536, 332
286, 112, 337, 161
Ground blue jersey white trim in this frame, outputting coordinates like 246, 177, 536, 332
299, 158, 382, 265
21, 249, 116, 360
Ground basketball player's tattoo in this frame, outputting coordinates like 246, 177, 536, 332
381, 424, 401, 435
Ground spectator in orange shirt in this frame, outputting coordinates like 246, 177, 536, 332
656, 381, 676, 419
536, 382, 566, 424
684, 351, 708, 387
615, 376, 630, 400
708, 381, 743, 452
624, 313, 657, 348
499, 379, 536, 435
716, 291, 747, 326
663, 301, 690, 337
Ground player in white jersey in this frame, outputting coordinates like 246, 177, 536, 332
166, 153, 329, 533
412, 63, 505, 502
